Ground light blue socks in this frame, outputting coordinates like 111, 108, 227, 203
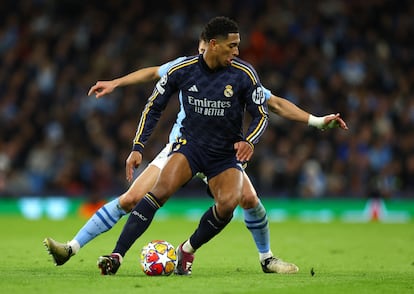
72, 198, 127, 250
243, 201, 273, 260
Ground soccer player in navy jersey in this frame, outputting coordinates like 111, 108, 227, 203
44, 21, 347, 275
93, 16, 271, 275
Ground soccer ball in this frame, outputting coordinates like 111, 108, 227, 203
140, 240, 177, 276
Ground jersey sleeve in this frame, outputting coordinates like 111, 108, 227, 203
132, 72, 178, 153
157, 57, 187, 77
240, 66, 269, 147
244, 84, 269, 147
263, 86, 272, 101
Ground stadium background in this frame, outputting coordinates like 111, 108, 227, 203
0, 0, 413, 217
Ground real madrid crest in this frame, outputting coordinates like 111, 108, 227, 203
224, 85, 234, 98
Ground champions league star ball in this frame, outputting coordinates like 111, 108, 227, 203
140, 240, 177, 276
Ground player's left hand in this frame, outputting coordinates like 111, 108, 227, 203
322, 113, 349, 130
87, 81, 116, 98
234, 141, 254, 162
125, 151, 143, 182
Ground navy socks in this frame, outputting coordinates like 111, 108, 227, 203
113, 193, 161, 257
189, 205, 232, 250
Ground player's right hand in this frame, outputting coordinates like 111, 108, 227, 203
322, 113, 348, 130
125, 151, 143, 182
234, 141, 254, 162
87, 81, 116, 98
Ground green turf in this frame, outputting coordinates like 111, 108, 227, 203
1, 215, 413, 294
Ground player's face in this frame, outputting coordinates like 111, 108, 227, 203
198, 40, 208, 54
214, 33, 240, 67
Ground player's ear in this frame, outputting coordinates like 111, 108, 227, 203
209, 39, 218, 50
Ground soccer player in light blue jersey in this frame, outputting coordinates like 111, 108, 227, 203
44, 20, 347, 275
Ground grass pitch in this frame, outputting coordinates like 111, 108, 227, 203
1, 215, 413, 294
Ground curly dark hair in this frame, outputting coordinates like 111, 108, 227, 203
202, 16, 239, 41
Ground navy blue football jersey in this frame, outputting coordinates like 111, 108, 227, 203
133, 54, 268, 155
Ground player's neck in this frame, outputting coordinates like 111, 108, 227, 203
201, 54, 221, 72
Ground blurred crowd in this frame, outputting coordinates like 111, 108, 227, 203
1, 0, 413, 200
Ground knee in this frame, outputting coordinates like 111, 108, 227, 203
239, 191, 258, 209
215, 194, 239, 219
119, 191, 142, 212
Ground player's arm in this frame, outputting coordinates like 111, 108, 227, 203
126, 73, 177, 181
88, 67, 161, 98
88, 57, 187, 99
267, 94, 348, 130
237, 86, 269, 162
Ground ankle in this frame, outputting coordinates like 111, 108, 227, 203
259, 251, 273, 263
111, 253, 123, 263
68, 240, 80, 255
182, 240, 195, 254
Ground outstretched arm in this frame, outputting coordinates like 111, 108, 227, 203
267, 95, 348, 130
87, 66, 160, 98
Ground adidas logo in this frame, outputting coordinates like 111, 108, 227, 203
188, 85, 198, 92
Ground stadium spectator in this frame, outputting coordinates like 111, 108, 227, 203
0, 0, 413, 199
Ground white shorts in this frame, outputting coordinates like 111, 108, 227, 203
148, 143, 172, 169
148, 143, 208, 184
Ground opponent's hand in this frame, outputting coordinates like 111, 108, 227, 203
125, 151, 143, 182
322, 113, 348, 130
87, 81, 116, 98
234, 141, 254, 162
